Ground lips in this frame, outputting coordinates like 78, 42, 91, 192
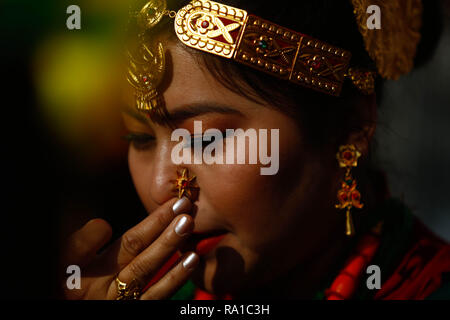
195, 233, 227, 255
182, 230, 228, 256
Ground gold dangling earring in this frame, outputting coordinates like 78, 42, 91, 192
335, 145, 364, 236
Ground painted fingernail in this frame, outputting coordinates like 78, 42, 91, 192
175, 216, 192, 236
172, 197, 191, 215
182, 252, 199, 270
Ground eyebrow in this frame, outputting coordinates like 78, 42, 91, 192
168, 103, 244, 122
121, 106, 152, 125
122, 102, 244, 127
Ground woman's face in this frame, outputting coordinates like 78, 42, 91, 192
122, 40, 344, 295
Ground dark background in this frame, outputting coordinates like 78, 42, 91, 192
1, 0, 449, 299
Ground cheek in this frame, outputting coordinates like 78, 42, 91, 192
197, 131, 306, 250
128, 147, 152, 210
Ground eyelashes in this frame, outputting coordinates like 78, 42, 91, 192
183, 133, 225, 149
123, 131, 228, 151
122, 133, 155, 150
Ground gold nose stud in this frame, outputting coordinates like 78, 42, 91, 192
172, 168, 199, 200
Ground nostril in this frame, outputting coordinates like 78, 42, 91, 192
146, 171, 179, 206
190, 202, 199, 219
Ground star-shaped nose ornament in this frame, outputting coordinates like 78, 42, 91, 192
172, 168, 199, 200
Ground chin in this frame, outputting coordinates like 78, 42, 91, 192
190, 244, 249, 295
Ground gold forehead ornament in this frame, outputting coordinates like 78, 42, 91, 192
127, 0, 422, 116
126, 0, 174, 120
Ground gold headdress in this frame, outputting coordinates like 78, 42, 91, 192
127, 0, 423, 116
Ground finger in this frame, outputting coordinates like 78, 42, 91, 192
111, 197, 192, 269
62, 219, 112, 267
114, 214, 194, 293
140, 252, 199, 300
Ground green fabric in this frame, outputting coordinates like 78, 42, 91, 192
426, 274, 450, 300
170, 280, 196, 300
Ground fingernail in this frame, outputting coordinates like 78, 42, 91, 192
172, 197, 191, 215
175, 216, 192, 236
182, 252, 199, 270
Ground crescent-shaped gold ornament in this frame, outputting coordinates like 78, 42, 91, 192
351, 0, 423, 80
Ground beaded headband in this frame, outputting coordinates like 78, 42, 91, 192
172, 1, 374, 97
127, 0, 421, 117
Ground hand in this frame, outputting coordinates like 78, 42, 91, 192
60, 197, 198, 299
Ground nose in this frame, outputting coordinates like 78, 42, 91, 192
147, 141, 179, 205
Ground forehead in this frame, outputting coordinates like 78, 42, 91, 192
161, 40, 263, 112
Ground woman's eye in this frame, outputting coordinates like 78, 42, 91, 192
122, 133, 155, 150
184, 133, 225, 150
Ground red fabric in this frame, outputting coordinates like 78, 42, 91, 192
193, 288, 216, 300
143, 252, 181, 291
193, 288, 232, 300
325, 232, 381, 299
375, 223, 450, 300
